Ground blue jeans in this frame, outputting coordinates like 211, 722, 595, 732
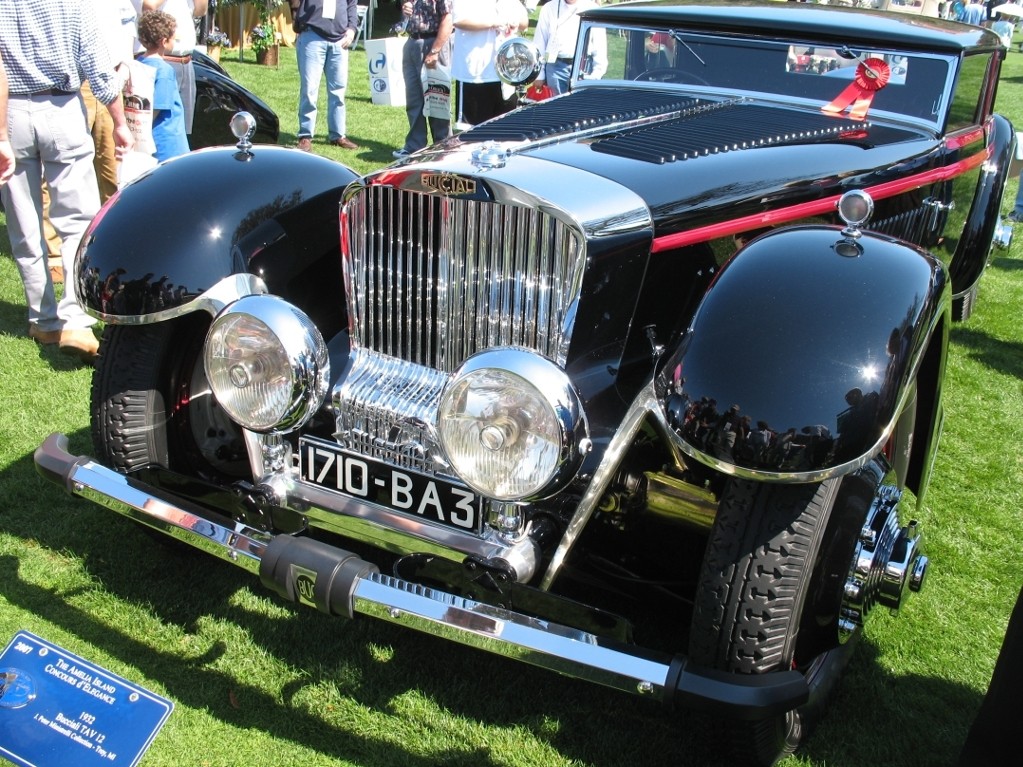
546, 59, 572, 96
1013, 179, 1023, 217
400, 36, 451, 153
296, 30, 350, 141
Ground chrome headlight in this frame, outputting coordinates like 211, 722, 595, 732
204, 295, 329, 433
495, 37, 541, 86
437, 349, 589, 502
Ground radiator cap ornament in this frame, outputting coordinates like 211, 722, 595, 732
471, 141, 508, 170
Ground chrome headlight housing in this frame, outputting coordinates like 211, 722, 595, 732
495, 37, 541, 86
204, 295, 329, 434
437, 349, 589, 502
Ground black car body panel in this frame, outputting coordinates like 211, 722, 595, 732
191, 50, 280, 147
77, 147, 357, 336
658, 225, 947, 478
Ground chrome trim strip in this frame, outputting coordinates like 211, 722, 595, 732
540, 386, 657, 590
86, 273, 267, 325
53, 452, 269, 574
353, 574, 671, 696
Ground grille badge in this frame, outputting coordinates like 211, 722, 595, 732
421, 172, 478, 195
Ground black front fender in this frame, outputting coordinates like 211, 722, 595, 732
76, 146, 357, 335
657, 225, 949, 481
949, 113, 1014, 302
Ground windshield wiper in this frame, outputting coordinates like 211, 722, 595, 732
669, 29, 707, 67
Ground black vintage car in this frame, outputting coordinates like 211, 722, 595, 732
35, 2, 1012, 764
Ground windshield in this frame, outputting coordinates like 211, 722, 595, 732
577, 23, 954, 128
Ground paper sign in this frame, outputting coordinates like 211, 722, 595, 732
0, 631, 173, 767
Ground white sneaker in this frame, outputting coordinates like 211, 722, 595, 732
392, 149, 410, 159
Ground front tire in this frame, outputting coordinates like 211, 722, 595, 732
689, 476, 869, 765
91, 317, 249, 479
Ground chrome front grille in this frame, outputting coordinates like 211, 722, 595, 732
334, 348, 448, 473
344, 184, 586, 372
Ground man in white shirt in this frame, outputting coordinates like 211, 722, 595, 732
532, 0, 606, 96
143, 0, 208, 137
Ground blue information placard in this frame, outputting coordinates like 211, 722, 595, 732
0, 631, 173, 767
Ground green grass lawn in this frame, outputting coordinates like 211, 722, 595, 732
2, 16, 1023, 767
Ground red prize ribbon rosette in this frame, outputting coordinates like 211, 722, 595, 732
821, 58, 890, 121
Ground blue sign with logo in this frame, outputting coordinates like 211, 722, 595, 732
0, 631, 173, 767
369, 51, 388, 75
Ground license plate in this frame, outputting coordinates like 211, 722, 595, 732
298, 437, 482, 533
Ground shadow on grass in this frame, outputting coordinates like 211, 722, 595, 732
989, 253, 1023, 271
949, 324, 1023, 379
0, 435, 982, 767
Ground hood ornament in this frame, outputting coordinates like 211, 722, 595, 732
835, 189, 873, 257
471, 141, 508, 170
230, 111, 257, 155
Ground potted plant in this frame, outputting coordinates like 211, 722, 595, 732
250, 0, 283, 66
204, 27, 231, 62
250, 21, 277, 65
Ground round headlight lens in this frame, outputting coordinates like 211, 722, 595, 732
495, 37, 541, 86
438, 350, 587, 501
204, 296, 328, 433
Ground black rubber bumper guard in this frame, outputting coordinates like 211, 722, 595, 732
35, 433, 808, 720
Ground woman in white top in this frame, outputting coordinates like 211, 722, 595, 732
532, 0, 606, 96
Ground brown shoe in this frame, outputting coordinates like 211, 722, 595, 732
329, 136, 360, 150
59, 328, 100, 364
28, 324, 61, 345
296, 137, 312, 152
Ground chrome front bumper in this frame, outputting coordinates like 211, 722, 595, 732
35, 433, 808, 719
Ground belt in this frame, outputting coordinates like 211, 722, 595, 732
12, 87, 77, 98
409, 32, 436, 39
164, 54, 192, 63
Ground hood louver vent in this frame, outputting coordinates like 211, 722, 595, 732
461, 88, 867, 165
461, 88, 704, 142
590, 103, 867, 164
